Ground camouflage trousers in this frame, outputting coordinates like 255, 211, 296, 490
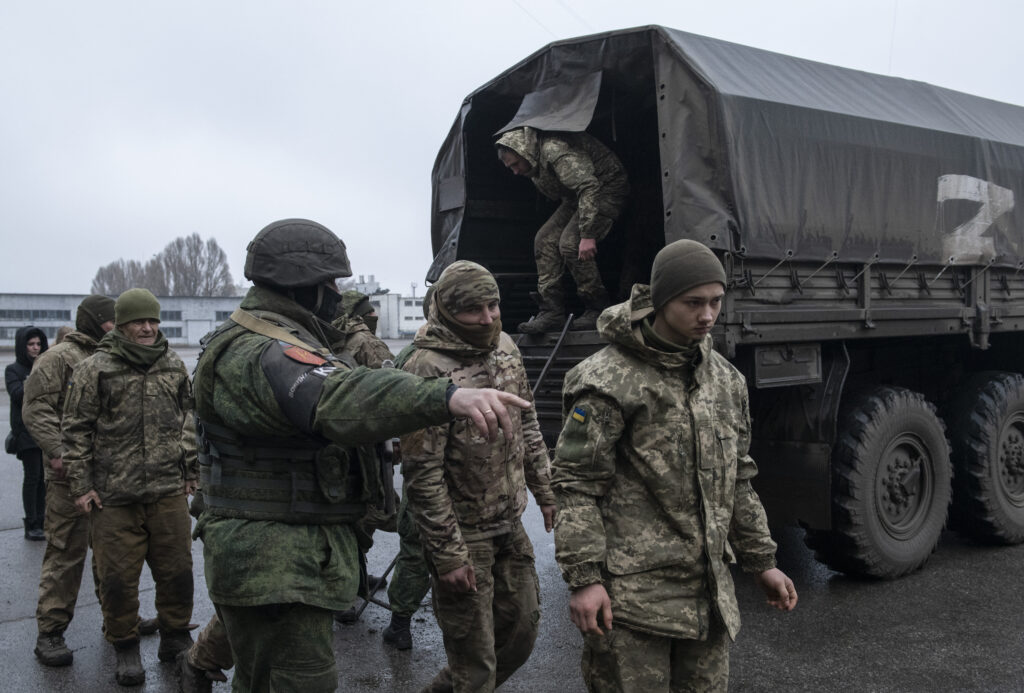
217, 602, 335, 693
582, 617, 730, 693
91, 494, 193, 644
36, 480, 95, 635
187, 613, 234, 672
534, 199, 623, 308
387, 489, 430, 617
428, 521, 540, 693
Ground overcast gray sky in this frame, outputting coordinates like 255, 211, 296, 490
2, 0, 1022, 296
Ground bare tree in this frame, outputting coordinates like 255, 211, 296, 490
90, 234, 236, 297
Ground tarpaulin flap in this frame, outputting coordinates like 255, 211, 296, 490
495, 71, 603, 135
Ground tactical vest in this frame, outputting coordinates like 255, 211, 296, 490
197, 417, 379, 524
194, 306, 383, 524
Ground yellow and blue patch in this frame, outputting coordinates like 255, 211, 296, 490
571, 406, 587, 424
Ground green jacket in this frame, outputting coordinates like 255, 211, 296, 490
552, 284, 777, 641
400, 322, 556, 574
23, 331, 98, 480
62, 341, 197, 505
193, 285, 452, 609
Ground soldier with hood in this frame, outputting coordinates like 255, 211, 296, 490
63, 288, 197, 686
22, 295, 115, 666
552, 240, 798, 692
400, 260, 557, 692
190, 219, 530, 692
6, 325, 49, 540
496, 126, 629, 333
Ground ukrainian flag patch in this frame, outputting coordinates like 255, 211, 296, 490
571, 406, 587, 423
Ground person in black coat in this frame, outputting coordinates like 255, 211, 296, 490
6, 325, 49, 540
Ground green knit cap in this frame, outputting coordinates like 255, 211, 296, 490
650, 240, 727, 310
115, 288, 161, 325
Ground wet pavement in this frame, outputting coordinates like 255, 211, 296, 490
1, 346, 1023, 691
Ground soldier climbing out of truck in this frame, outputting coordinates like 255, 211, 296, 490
495, 125, 629, 334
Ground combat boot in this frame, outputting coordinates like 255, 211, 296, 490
571, 291, 609, 331
175, 651, 213, 693
138, 617, 159, 636
114, 641, 145, 686
34, 631, 73, 667
158, 629, 195, 662
382, 613, 412, 650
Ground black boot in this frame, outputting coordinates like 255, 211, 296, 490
571, 291, 610, 331
34, 631, 73, 666
157, 628, 194, 662
114, 641, 145, 686
382, 613, 413, 650
24, 518, 44, 541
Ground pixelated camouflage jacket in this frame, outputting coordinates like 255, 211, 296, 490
552, 284, 777, 640
23, 331, 99, 481
498, 127, 629, 240
332, 317, 395, 369
191, 285, 452, 609
62, 341, 197, 505
401, 320, 556, 574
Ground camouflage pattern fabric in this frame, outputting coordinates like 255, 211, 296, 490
34, 481, 93, 635
427, 523, 541, 692
496, 128, 628, 309
582, 616, 730, 692
496, 127, 629, 239
334, 318, 395, 369
191, 284, 454, 690
400, 324, 554, 573
386, 485, 431, 617
552, 284, 777, 642
91, 494, 193, 644
22, 331, 98, 477
22, 331, 100, 636
216, 602, 335, 693
188, 613, 233, 672
62, 346, 197, 505
432, 260, 500, 314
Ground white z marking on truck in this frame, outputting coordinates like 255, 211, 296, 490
938, 174, 1014, 264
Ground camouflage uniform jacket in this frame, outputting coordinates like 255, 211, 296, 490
552, 284, 777, 641
334, 318, 395, 369
62, 343, 197, 505
193, 286, 453, 609
498, 127, 629, 241
401, 322, 556, 574
23, 331, 98, 482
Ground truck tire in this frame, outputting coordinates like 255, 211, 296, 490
945, 372, 1024, 544
805, 386, 951, 578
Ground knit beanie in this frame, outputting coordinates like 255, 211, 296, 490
76, 294, 116, 339
650, 240, 727, 310
115, 288, 161, 325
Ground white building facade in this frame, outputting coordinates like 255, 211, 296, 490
0, 290, 425, 346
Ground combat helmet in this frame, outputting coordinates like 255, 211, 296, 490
244, 218, 352, 288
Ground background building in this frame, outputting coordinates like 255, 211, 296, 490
0, 290, 425, 346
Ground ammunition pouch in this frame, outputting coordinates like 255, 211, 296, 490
197, 417, 381, 525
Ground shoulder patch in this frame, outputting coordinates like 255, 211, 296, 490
282, 344, 327, 365
571, 406, 587, 423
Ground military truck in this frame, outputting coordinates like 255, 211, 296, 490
427, 25, 1024, 579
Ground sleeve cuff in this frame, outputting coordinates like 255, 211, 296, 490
739, 553, 777, 574
561, 562, 603, 590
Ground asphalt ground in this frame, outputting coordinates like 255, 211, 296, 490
1, 345, 1023, 691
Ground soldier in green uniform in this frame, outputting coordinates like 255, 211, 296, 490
400, 260, 557, 692
496, 126, 629, 333
22, 295, 115, 666
191, 219, 530, 693
552, 240, 798, 692
332, 290, 394, 368
63, 288, 198, 686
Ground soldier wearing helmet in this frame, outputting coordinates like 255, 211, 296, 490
189, 219, 531, 692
